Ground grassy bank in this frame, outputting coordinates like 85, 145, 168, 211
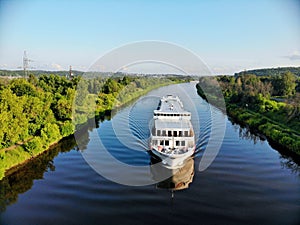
225, 104, 300, 154
0, 125, 72, 180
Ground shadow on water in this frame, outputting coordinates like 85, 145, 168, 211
230, 119, 300, 176
150, 155, 195, 191
0, 111, 121, 213
0, 112, 111, 213
0, 136, 78, 212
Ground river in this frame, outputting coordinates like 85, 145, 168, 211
1, 83, 299, 225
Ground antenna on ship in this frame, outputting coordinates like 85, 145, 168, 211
170, 190, 175, 209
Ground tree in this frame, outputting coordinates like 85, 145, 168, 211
54, 97, 73, 121
272, 72, 296, 96
102, 78, 121, 94
281, 72, 296, 96
10, 78, 37, 97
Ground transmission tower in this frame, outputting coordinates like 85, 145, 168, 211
23, 51, 33, 77
68, 65, 74, 80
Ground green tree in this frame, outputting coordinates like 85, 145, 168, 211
10, 78, 37, 97
41, 123, 61, 143
272, 72, 296, 96
281, 72, 296, 96
54, 97, 73, 121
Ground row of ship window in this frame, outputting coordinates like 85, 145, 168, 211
152, 140, 186, 147
154, 113, 190, 117
154, 130, 189, 137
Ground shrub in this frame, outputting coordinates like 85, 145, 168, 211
24, 137, 43, 155
279, 136, 295, 150
41, 123, 61, 143
60, 121, 75, 137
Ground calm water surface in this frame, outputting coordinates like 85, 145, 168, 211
1, 83, 300, 225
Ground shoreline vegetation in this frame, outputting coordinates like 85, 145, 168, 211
196, 70, 300, 155
0, 72, 188, 180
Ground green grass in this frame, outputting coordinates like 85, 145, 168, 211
226, 104, 300, 154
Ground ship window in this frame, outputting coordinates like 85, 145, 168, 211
176, 141, 180, 146
179, 131, 182, 137
157, 130, 161, 136
165, 140, 169, 146
168, 131, 172, 137
153, 140, 157, 145
162, 130, 166, 136
184, 131, 188, 137
181, 141, 185, 146
173, 131, 177, 137
160, 140, 164, 145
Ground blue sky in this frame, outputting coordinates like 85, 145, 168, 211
0, 0, 299, 74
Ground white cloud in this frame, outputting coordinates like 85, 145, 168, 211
286, 50, 300, 61
0, 64, 8, 69
50, 63, 63, 70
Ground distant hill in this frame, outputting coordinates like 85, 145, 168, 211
0, 69, 84, 77
234, 67, 300, 77
0, 69, 196, 79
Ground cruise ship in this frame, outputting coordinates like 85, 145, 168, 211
150, 95, 195, 168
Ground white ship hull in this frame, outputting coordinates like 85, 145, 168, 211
151, 146, 195, 169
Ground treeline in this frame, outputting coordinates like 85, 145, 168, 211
0, 74, 79, 179
0, 74, 78, 149
73, 75, 176, 125
197, 71, 300, 154
0, 73, 179, 179
0, 69, 84, 77
234, 67, 300, 77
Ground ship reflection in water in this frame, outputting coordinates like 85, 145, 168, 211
150, 156, 194, 191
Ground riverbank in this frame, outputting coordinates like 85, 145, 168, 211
0, 78, 179, 180
225, 103, 300, 154
196, 80, 300, 156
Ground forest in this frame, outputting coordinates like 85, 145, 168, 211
234, 66, 300, 77
197, 71, 300, 155
0, 73, 179, 180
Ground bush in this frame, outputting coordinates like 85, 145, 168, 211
279, 136, 294, 148
41, 123, 61, 143
60, 121, 75, 137
24, 137, 43, 155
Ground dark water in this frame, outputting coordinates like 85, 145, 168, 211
1, 83, 300, 225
